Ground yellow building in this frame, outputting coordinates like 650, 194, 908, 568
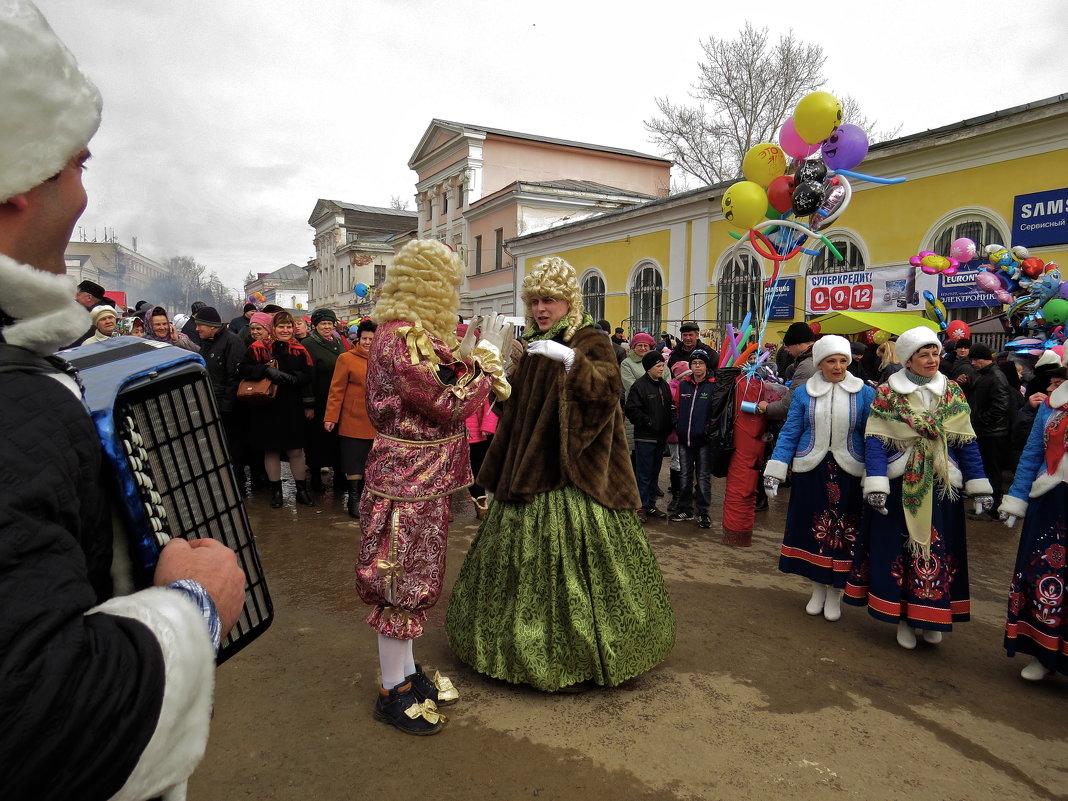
506, 94, 1068, 345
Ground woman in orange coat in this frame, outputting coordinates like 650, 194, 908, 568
324, 320, 377, 518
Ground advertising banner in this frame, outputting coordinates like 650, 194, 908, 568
766, 278, 796, 320
804, 265, 939, 315
1013, 188, 1068, 248
938, 261, 1001, 310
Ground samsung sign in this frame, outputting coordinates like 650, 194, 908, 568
1013, 188, 1068, 248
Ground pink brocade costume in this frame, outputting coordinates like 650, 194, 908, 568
356, 319, 493, 639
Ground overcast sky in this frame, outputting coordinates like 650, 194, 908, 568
38, 0, 1067, 292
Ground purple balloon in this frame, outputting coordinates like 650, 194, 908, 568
821, 124, 869, 171
1058, 281, 1068, 300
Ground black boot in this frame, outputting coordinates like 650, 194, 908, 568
269, 480, 283, 508
294, 479, 314, 506
667, 469, 681, 513
346, 478, 362, 519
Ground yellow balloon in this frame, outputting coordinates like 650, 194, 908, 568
872, 329, 891, 345
741, 143, 787, 187
722, 181, 768, 230
794, 91, 843, 145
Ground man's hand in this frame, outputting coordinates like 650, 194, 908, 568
304, 408, 314, 421
154, 538, 246, 637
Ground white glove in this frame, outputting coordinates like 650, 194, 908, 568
763, 476, 779, 499
999, 512, 1018, 529
973, 495, 994, 515
457, 316, 481, 361
866, 492, 889, 515
528, 339, 575, 372
479, 313, 513, 358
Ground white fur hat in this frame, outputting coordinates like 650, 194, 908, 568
0, 1, 102, 202
896, 326, 941, 366
812, 334, 851, 366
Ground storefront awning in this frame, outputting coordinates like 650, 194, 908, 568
776, 311, 939, 337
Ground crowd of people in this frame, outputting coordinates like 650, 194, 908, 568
1, 6, 1063, 797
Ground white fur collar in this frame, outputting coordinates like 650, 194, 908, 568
887, 369, 947, 396
1050, 381, 1068, 410
0, 254, 90, 355
805, 371, 863, 397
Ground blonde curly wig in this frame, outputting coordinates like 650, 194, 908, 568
521, 256, 584, 342
373, 239, 463, 349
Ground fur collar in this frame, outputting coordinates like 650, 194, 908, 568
0, 254, 90, 355
887, 368, 947, 397
805, 371, 863, 397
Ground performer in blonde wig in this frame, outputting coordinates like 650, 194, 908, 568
357, 238, 511, 735
445, 256, 676, 692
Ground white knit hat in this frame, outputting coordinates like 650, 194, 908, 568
896, 326, 941, 366
0, 1, 102, 202
811, 334, 851, 366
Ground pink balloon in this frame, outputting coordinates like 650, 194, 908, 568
975, 271, 1001, 293
949, 237, 977, 262
1052, 345, 1065, 358
995, 289, 1013, 304
779, 117, 820, 160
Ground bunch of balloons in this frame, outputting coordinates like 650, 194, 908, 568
953, 237, 1066, 348
247, 291, 266, 304
859, 328, 891, 346
721, 90, 906, 290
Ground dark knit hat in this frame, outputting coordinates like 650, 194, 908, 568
969, 342, 994, 360
190, 300, 207, 314
955, 337, 972, 349
193, 306, 223, 327
311, 307, 337, 326
641, 351, 665, 371
689, 349, 712, 366
78, 279, 106, 300
679, 321, 700, 333
243, 302, 257, 313
849, 341, 867, 356
262, 303, 283, 314
782, 321, 816, 346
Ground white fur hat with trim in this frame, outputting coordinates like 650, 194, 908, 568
896, 326, 941, 366
811, 334, 851, 366
0, 1, 102, 202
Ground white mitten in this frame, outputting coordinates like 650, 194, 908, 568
866, 492, 889, 515
763, 476, 780, 499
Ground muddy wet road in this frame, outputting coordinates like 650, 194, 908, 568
191, 477, 1068, 801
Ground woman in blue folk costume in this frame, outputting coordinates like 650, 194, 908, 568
845, 327, 993, 650
999, 365, 1068, 682
763, 335, 874, 621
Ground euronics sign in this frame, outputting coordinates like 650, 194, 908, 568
1013, 188, 1068, 248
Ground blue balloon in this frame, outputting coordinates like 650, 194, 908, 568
354, 282, 369, 298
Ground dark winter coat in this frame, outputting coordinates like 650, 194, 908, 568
238, 338, 314, 451
625, 373, 674, 443
301, 330, 346, 415
199, 327, 244, 413
675, 375, 715, 447
667, 341, 717, 370
478, 324, 640, 509
969, 363, 1012, 437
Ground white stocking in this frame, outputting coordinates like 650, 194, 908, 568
404, 638, 416, 677
377, 634, 409, 689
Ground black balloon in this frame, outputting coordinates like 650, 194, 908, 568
794, 159, 828, 185
791, 180, 825, 216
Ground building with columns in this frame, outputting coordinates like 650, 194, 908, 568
306, 200, 416, 320
408, 120, 671, 318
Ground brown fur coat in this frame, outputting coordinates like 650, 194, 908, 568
478, 325, 640, 509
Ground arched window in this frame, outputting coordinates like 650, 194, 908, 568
808, 234, 866, 275
629, 263, 663, 335
929, 212, 1009, 324
716, 250, 761, 327
580, 271, 605, 324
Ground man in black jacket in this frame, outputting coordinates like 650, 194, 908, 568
0, 5, 245, 799
968, 342, 1012, 517
625, 351, 675, 521
668, 321, 717, 369
196, 305, 244, 469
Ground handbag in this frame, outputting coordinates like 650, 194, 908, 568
237, 358, 278, 405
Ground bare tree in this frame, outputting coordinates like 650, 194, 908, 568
645, 23, 826, 186
389, 194, 411, 211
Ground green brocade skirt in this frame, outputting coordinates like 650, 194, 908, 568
445, 485, 676, 692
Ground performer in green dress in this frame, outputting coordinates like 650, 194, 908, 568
445, 256, 676, 691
